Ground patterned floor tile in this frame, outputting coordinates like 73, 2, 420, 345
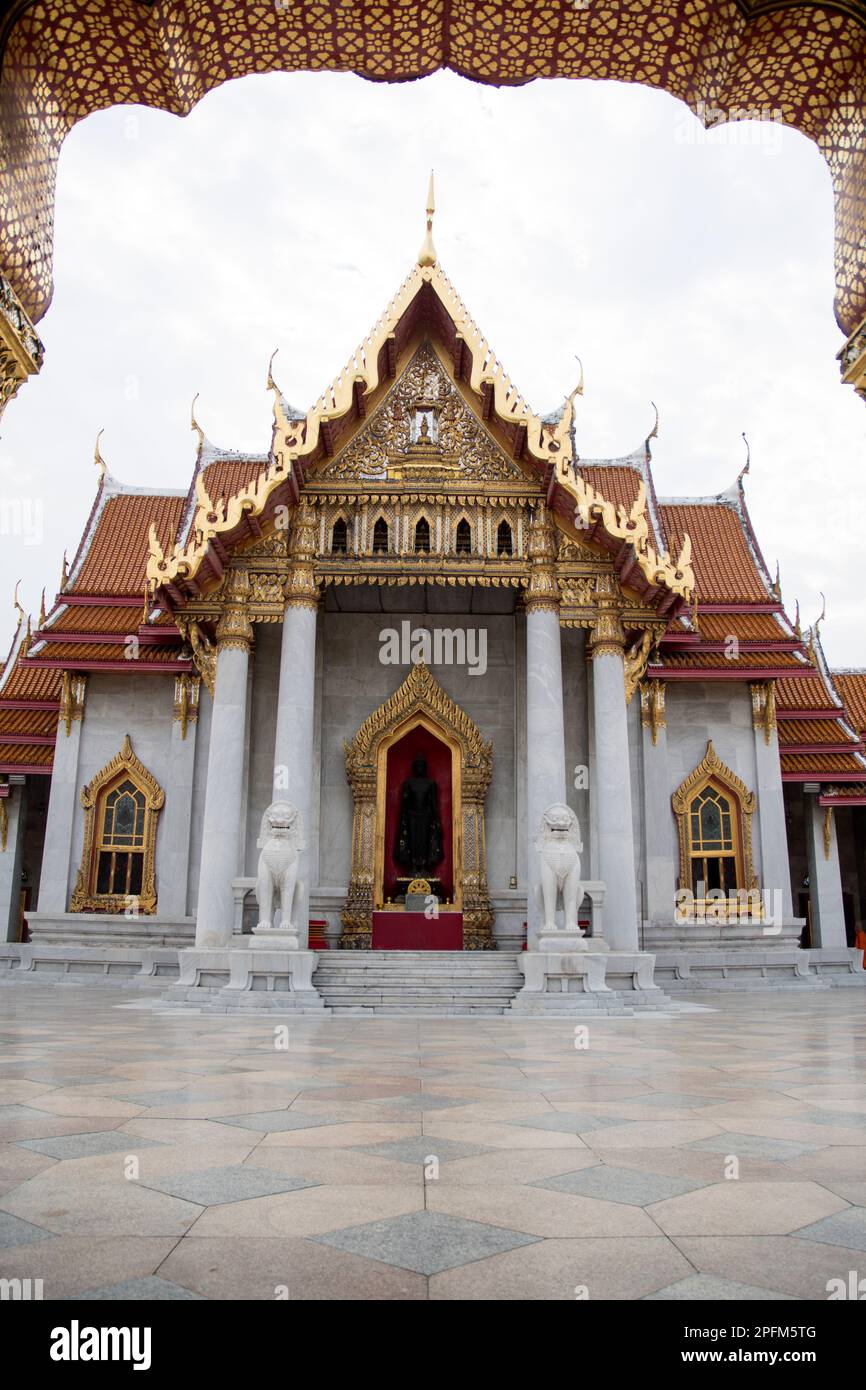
76, 1276, 205, 1300
534, 1166, 707, 1205
355, 1136, 491, 1164
315, 1209, 538, 1275
794, 1207, 866, 1252
19, 1131, 162, 1161
0, 1210, 52, 1248
646, 1274, 796, 1300
140, 1166, 320, 1206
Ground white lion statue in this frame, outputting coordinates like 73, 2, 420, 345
535, 803, 584, 933
255, 800, 305, 933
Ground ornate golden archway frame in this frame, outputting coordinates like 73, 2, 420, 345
70, 734, 165, 915
342, 662, 493, 950
671, 740, 759, 917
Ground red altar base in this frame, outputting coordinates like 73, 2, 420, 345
371, 911, 464, 950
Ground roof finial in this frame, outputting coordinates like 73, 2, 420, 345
94, 428, 107, 478
191, 392, 204, 446
793, 597, 802, 639
38, 587, 47, 628
13, 580, 24, 628
574, 355, 585, 397
648, 401, 660, 441
738, 431, 750, 482
266, 348, 279, 394
418, 170, 437, 268
60, 550, 69, 593
771, 559, 781, 603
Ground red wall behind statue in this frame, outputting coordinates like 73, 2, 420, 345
383, 726, 454, 902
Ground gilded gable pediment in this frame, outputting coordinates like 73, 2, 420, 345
316, 343, 529, 487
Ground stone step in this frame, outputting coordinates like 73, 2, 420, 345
312, 949, 524, 1015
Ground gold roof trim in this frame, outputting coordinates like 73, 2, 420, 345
146, 260, 693, 601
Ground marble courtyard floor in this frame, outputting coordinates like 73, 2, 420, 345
0, 983, 865, 1301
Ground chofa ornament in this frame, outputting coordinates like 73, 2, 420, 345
255, 801, 305, 934
535, 803, 584, 933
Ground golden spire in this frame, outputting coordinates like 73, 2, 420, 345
60, 549, 69, 593
418, 170, 437, 268
38, 587, 47, 628
574, 355, 585, 397
648, 400, 660, 441
94, 427, 107, 478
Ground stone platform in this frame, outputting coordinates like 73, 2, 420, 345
164, 946, 327, 1013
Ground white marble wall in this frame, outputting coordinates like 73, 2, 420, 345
45, 672, 184, 913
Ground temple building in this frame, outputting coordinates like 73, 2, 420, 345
0, 197, 864, 1010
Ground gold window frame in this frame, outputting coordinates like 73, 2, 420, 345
71, 735, 164, 914
671, 740, 759, 917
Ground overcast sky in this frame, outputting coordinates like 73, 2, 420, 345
0, 69, 863, 665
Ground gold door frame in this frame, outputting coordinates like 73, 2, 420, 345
374, 713, 462, 914
342, 661, 493, 949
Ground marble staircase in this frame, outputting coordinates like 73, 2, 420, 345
313, 950, 524, 1015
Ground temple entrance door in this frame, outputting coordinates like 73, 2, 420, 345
381, 721, 457, 909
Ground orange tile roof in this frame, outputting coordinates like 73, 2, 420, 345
49, 605, 145, 634
0, 743, 52, 767
660, 650, 803, 671
660, 503, 768, 603
779, 718, 857, 745
781, 753, 865, 773
776, 674, 836, 710
201, 458, 267, 505
695, 613, 793, 643
73, 493, 186, 595
835, 673, 866, 737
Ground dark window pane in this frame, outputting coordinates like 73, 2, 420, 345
415, 519, 430, 553
497, 522, 512, 556
128, 854, 143, 897
373, 519, 388, 554
96, 852, 113, 895
456, 519, 472, 555
332, 519, 348, 554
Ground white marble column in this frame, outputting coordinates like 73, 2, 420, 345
640, 680, 676, 925
270, 500, 320, 949
805, 794, 847, 948
38, 674, 87, 912
194, 577, 253, 949
751, 683, 794, 918
590, 621, 639, 952
525, 606, 567, 948
0, 785, 26, 940
158, 675, 200, 918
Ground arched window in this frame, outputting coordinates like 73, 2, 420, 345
414, 517, 431, 553
455, 519, 472, 555
688, 784, 736, 893
372, 517, 389, 554
671, 741, 758, 912
331, 517, 348, 554
496, 520, 513, 556
71, 736, 164, 914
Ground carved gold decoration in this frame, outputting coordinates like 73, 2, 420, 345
750, 681, 778, 746
839, 314, 866, 400
58, 672, 87, 737
573, 473, 695, 604
407, 877, 432, 895
624, 630, 654, 704
588, 572, 626, 658
70, 735, 164, 915
215, 568, 253, 652
178, 619, 217, 697
172, 674, 200, 740
823, 806, 834, 860
342, 662, 493, 949
318, 344, 526, 486
0, 271, 42, 420
640, 679, 667, 746
671, 740, 759, 900
145, 266, 692, 604
286, 498, 320, 611
524, 504, 559, 613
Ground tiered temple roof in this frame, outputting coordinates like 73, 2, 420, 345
1, 208, 863, 794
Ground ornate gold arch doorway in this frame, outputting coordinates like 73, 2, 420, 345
342, 662, 493, 950
2, 2, 866, 411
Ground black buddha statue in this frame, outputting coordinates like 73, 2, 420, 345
395, 756, 444, 874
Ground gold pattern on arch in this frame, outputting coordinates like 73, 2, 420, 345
671, 741, 759, 912
341, 662, 493, 950
70, 735, 165, 915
